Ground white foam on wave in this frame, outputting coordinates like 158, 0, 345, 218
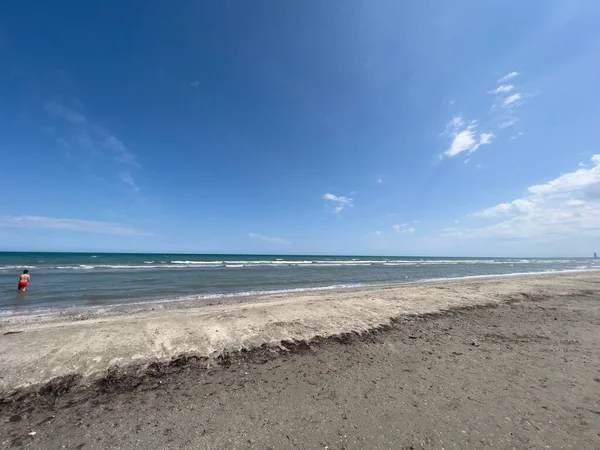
414, 267, 597, 285
171, 260, 224, 265
0, 265, 37, 270
145, 283, 371, 305
0, 257, 589, 272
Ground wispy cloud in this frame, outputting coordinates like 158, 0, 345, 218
490, 84, 514, 94
442, 118, 494, 157
57, 137, 71, 150
442, 71, 529, 161
499, 118, 518, 129
498, 72, 519, 83
120, 171, 140, 192
449, 154, 600, 241
393, 224, 416, 234
45, 100, 87, 124
503, 93, 522, 106
490, 72, 526, 130
440, 116, 464, 136
44, 100, 140, 190
377, 178, 383, 184
323, 193, 354, 213
510, 132, 524, 140
0, 215, 152, 236
103, 135, 140, 168
248, 233, 290, 244
189, 81, 200, 88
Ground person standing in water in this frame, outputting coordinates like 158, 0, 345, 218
17, 270, 30, 291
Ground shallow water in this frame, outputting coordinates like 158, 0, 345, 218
1, 252, 598, 311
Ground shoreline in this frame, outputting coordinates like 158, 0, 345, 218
1, 271, 598, 396
2, 277, 599, 449
1, 268, 597, 326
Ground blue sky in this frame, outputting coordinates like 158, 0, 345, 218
1, 0, 599, 256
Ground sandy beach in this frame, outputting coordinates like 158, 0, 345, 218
1, 272, 600, 449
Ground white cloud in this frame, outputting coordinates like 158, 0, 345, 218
498, 72, 519, 83
440, 71, 529, 163
528, 159, 600, 196
393, 224, 416, 234
190, 81, 200, 88
485, 72, 526, 134
323, 193, 354, 213
375, 230, 381, 236
377, 178, 383, 184
491, 84, 514, 94
510, 132, 524, 140
478, 132, 494, 146
499, 118, 518, 129
443, 119, 494, 157
476, 199, 535, 217
0, 215, 152, 236
445, 124, 476, 156
453, 154, 600, 241
441, 116, 465, 136
503, 93, 522, 106
248, 233, 290, 244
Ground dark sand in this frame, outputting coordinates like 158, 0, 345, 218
2, 289, 599, 449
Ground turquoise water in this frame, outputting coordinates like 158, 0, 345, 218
0, 252, 597, 312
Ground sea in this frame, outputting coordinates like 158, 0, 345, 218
0, 252, 597, 312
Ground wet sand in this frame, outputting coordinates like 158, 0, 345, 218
1, 272, 600, 449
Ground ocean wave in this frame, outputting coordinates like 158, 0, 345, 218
5, 266, 597, 316
171, 260, 225, 265
0, 265, 37, 270
152, 283, 371, 303
414, 267, 597, 284
0, 258, 590, 272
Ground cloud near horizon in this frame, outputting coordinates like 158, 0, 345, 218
393, 223, 416, 234
248, 233, 290, 244
448, 154, 600, 241
0, 215, 152, 236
